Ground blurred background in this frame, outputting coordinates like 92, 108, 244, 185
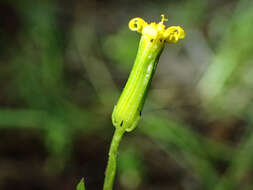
1, 0, 253, 189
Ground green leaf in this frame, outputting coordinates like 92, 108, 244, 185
76, 178, 86, 190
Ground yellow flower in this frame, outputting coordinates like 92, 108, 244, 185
129, 14, 185, 43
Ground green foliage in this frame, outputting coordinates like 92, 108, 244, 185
103, 28, 139, 69
118, 147, 145, 189
76, 178, 86, 190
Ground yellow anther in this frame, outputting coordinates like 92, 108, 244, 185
160, 14, 168, 24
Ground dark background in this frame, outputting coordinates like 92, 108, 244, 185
1, 0, 253, 189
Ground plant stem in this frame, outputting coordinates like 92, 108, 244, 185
103, 127, 125, 190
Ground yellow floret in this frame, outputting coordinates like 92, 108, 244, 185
129, 14, 185, 44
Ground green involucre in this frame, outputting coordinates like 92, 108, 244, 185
112, 35, 164, 132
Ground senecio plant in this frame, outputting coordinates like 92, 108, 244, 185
77, 14, 185, 190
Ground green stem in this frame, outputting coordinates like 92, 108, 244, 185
103, 127, 125, 190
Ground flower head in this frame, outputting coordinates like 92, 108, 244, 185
129, 14, 185, 43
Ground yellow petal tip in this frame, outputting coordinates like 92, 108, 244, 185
164, 26, 185, 43
128, 17, 147, 33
